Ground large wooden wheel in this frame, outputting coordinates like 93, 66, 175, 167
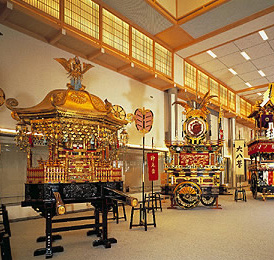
200, 195, 216, 206
251, 174, 258, 199
174, 182, 202, 209
111, 105, 126, 120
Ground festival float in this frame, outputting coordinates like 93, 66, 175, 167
7, 56, 137, 258
248, 83, 274, 200
161, 92, 224, 209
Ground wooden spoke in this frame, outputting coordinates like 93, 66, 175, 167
174, 181, 202, 209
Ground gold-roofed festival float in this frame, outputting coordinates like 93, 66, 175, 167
7, 56, 138, 258
247, 83, 274, 200
161, 92, 225, 209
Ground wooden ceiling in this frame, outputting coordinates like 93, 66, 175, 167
101, 0, 274, 102
0, 0, 273, 128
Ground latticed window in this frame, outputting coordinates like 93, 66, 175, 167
197, 71, 208, 95
185, 62, 196, 90
22, 0, 59, 18
228, 90, 236, 111
209, 79, 219, 101
240, 98, 246, 116
220, 85, 228, 107
102, 9, 129, 55
64, 0, 99, 39
155, 43, 172, 77
132, 28, 153, 67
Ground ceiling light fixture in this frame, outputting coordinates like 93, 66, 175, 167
228, 68, 237, 75
259, 30, 268, 41
240, 51, 251, 60
257, 93, 262, 96
245, 82, 252, 88
258, 70, 266, 77
206, 50, 217, 58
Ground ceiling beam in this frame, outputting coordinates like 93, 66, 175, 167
48, 29, 66, 45
161, 84, 174, 91
87, 49, 104, 61
143, 0, 177, 24
117, 62, 134, 73
177, 0, 230, 25
236, 84, 269, 94
142, 74, 157, 84
175, 7, 274, 53
0, 1, 13, 22
55, 43, 86, 60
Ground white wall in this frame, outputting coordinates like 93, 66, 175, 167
210, 114, 218, 140
174, 54, 184, 86
0, 25, 165, 149
223, 117, 230, 157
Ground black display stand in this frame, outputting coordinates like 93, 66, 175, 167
108, 200, 127, 224
0, 204, 12, 260
234, 176, 247, 202
22, 182, 126, 258
129, 203, 156, 231
129, 136, 156, 231
145, 192, 162, 212
33, 201, 113, 258
146, 138, 162, 212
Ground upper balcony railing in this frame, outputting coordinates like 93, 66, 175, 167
13, 0, 253, 123
184, 61, 253, 118
18, 0, 173, 79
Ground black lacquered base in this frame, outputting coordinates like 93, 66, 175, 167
129, 204, 156, 231
34, 246, 64, 258
23, 182, 125, 258
93, 238, 117, 248
87, 229, 101, 237
36, 234, 62, 243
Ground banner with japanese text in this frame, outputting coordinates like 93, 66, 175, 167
147, 152, 158, 181
234, 140, 245, 176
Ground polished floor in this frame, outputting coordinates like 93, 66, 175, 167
9, 191, 274, 260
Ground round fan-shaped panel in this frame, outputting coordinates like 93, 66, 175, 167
111, 105, 126, 120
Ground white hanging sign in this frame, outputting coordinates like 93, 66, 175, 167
234, 140, 245, 176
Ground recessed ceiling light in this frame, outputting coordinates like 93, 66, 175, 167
259, 30, 268, 41
206, 50, 217, 58
228, 68, 237, 75
257, 93, 262, 96
258, 70, 266, 77
245, 82, 252, 88
240, 51, 251, 60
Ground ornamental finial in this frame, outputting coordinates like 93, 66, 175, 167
54, 56, 94, 91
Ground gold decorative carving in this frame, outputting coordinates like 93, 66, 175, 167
69, 91, 88, 104
90, 94, 106, 111
6, 98, 19, 110
51, 91, 67, 106
0, 88, 5, 106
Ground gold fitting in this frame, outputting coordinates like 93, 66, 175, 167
131, 198, 139, 207
57, 205, 66, 215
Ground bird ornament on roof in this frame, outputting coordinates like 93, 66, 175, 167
55, 56, 94, 91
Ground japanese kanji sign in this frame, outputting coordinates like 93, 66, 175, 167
234, 140, 245, 176
147, 152, 158, 181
